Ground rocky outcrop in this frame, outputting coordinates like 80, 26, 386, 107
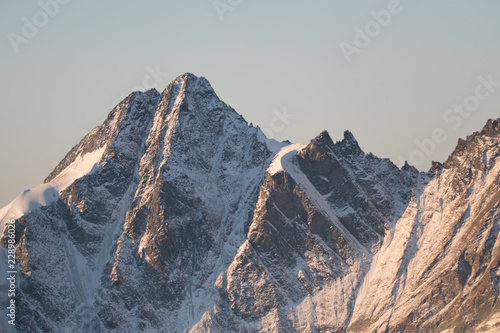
0, 74, 498, 332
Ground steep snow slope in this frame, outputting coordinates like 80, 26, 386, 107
0, 74, 498, 333
0, 147, 106, 231
191, 130, 418, 332
98, 74, 283, 332
0, 87, 162, 331
0, 74, 283, 332
349, 119, 500, 332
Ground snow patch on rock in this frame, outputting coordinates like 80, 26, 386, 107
0, 147, 106, 228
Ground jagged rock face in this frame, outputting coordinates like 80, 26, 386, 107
194, 131, 418, 332
0, 74, 499, 333
349, 119, 500, 333
99, 75, 277, 332
0, 89, 161, 332
0, 74, 278, 332
296, 130, 418, 249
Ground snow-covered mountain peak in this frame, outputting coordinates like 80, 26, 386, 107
300, 130, 334, 156
314, 130, 334, 143
333, 130, 363, 157
1, 76, 499, 333
162, 72, 217, 100
444, 118, 500, 174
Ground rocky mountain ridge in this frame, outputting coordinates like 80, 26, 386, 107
0, 74, 499, 332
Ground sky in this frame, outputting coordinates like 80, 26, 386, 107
1, 0, 500, 208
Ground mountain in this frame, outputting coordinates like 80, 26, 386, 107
0, 73, 499, 333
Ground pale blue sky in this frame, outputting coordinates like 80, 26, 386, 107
1, 0, 500, 207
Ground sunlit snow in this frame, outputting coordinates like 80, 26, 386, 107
0, 147, 106, 229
